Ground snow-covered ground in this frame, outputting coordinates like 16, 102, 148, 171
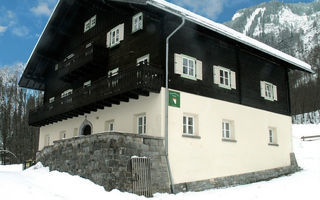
0, 124, 319, 200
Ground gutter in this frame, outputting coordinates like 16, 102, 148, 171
164, 16, 185, 194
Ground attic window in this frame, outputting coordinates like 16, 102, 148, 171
132, 12, 143, 33
84, 15, 96, 33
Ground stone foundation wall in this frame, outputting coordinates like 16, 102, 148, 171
37, 133, 300, 195
174, 152, 300, 193
36, 132, 170, 194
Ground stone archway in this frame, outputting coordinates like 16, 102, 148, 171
79, 119, 93, 136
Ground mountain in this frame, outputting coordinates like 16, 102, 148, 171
225, 1, 320, 115
225, 1, 320, 65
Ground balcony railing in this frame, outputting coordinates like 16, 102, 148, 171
29, 64, 163, 126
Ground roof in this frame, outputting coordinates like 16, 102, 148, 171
147, 0, 313, 73
19, 0, 313, 90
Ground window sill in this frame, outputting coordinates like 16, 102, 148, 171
263, 97, 275, 102
109, 42, 120, 48
268, 143, 279, 147
222, 138, 237, 143
182, 134, 201, 139
218, 84, 232, 90
180, 74, 197, 81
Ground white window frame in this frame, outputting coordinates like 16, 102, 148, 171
268, 127, 278, 145
137, 114, 146, 135
183, 115, 194, 135
214, 65, 236, 90
84, 15, 96, 33
61, 89, 73, 98
105, 120, 115, 132
182, 55, 196, 79
261, 81, 277, 101
265, 82, 274, 100
219, 67, 231, 89
222, 121, 231, 139
222, 120, 235, 141
44, 135, 50, 146
83, 80, 91, 88
49, 97, 55, 103
132, 12, 143, 33
137, 54, 150, 65
60, 131, 67, 140
110, 26, 120, 47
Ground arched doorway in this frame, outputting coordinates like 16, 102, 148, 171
79, 119, 93, 136
82, 125, 92, 136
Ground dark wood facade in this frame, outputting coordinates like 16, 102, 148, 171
20, 0, 302, 126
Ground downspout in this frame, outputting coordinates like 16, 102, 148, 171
165, 16, 185, 194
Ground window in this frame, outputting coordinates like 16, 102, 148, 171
222, 120, 235, 142
108, 68, 119, 88
268, 127, 278, 145
132, 12, 143, 33
73, 128, 78, 137
213, 66, 236, 89
105, 120, 115, 132
183, 57, 196, 78
61, 89, 73, 98
84, 15, 96, 33
54, 64, 59, 71
44, 135, 50, 146
83, 80, 91, 88
49, 97, 55, 103
106, 24, 124, 48
174, 53, 202, 80
59, 131, 66, 140
137, 54, 150, 65
137, 114, 146, 135
183, 116, 194, 135
260, 81, 277, 101
222, 121, 231, 139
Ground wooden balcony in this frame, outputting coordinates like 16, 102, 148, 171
29, 64, 163, 126
57, 44, 107, 83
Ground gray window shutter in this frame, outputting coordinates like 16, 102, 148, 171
273, 85, 278, 101
213, 66, 220, 85
196, 60, 202, 80
231, 71, 236, 89
119, 23, 124, 41
174, 53, 183, 75
106, 31, 111, 48
260, 81, 265, 98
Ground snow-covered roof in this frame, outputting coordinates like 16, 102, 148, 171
147, 0, 313, 73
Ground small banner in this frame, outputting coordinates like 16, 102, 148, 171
169, 91, 180, 108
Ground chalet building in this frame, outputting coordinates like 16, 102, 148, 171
19, 0, 312, 193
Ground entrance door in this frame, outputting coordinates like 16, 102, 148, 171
82, 125, 92, 136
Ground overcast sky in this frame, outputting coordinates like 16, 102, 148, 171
0, 0, 316, 68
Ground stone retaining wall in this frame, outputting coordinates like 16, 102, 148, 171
36, 132, 170, 194
174, 153, 300, 193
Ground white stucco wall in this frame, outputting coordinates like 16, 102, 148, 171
167, 90, 293, 184
38, 88, 293, 185
39, 91, 163, 150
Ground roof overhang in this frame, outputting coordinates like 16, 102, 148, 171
146, 0, 313, 73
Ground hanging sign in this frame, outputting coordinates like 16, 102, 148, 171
169, 91, 180, 108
